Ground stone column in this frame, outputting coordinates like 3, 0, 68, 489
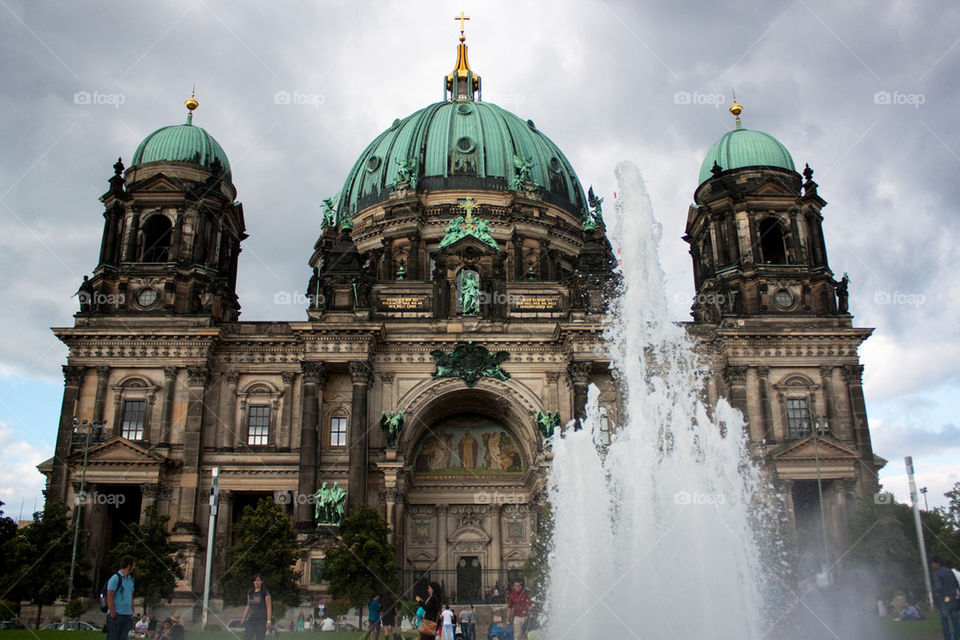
296, 362, 325, 529
407, 232, 420, 280
158, 367, 177, 446
437, 504, 449, 575
93, 366, 111, 422
218, 372, 240, 450
512, 234, 524, 280
175, 365, 208, 532
348, 361, 372, 509
567, 361, 591, 431
546, 372, 560, 418
819, 365, 843, 439
215, 490, 233, 575
757, 366, 774, 442
723, 366, 749, 421
140, 483, 160, 524
280, 372, 296, 450
50, 365, 86, 501
489, 505, 502, 582
121, 207, 141, 262
842, 365, 876, 488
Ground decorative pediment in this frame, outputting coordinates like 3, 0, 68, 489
742, 176, 797, 198
71, 436, 168, 467
129, 173, 190, 193
436, 233, 501, 257
772, 436, 860, 461
771, 436, 861, 480
449, 525, 490, 545
408, 550, 435, 565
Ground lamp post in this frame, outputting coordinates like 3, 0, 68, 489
810, 416, 831, 587
64, 418, 105, 625
919, 486, 928, 511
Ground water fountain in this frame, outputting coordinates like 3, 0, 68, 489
546, 161, 770, 639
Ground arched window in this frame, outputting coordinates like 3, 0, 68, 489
141, 215, 172, 262
758, 218, 788, 264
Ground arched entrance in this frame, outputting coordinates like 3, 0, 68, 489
397, 381, 542, 602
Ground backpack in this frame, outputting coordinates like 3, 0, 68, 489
99, 572, 124, 612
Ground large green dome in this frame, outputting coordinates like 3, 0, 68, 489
339, 101, 586, 216
698, 125, 794, 185
131, 120, 231, 179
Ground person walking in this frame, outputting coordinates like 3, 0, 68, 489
380, 592, 400, 640
457, 605, 475, 640
240, 574, 272, 640
106, 555, 136, 640
930, 556, 960, 640
439, 604, 456, 640
359, 594, 382, 640
419, 583, 441, 640
296, 612, 303, 632
506, 580, 531, 640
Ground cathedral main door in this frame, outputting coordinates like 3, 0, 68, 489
457, 556, 482, 603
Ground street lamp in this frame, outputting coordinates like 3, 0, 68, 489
64, 418, 105, 625
919, 486, 928, 511
809, 416, 831, 587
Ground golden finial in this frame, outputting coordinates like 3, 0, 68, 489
185, 90, 199, 124
729, 95, 743, 129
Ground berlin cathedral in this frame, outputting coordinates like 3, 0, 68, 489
41, 22, 884, 610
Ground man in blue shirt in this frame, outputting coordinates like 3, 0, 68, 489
106, 555, 136, 640
359, 594, 381, 640
931, 556, 960, 640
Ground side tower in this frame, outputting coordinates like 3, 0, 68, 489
86, 94, 245, 323
686, 101, 884, 573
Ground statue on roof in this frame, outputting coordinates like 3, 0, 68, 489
584, 185, 604, 231
511, 154, 533, 190
394, 157, 418, 189
322, 193, 339, 228
380, 410, 404, 449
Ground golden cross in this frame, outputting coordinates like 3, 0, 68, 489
454, 11, 470, 34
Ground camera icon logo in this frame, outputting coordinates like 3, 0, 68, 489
873, 291, 891, 305
274, 491, 292, 505
874, 492, 894, 505
74, 91, 92, 105
274, 91, 292, 105
673, 491, 692, 505
273, 291, 292, 305
674, 91, 691, 105
873, 91, 891, 105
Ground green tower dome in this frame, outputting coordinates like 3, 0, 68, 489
339, 100, 587, 217
131, 99, 231, 179
698, 117, 794, 185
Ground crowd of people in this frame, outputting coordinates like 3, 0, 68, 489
101, 551, 543, 640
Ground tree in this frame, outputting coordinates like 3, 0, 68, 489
522, 504, 552, 601
322, 505, 398, 627
222, 498, 301, 617
0, 500, 20, 621
109, 505, 184, 615
0, 501, 83, 628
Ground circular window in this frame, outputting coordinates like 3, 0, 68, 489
527, 119, 537, 130
549, 157, 561, 172
456, 136, 475, 153
137, 287, 158, 308
773, 289, 794, 309
366, 156, 381, 172
390, 118, 401, 130
457, 103, 473, 115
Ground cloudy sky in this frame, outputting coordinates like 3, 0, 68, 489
0, 1, 957, 518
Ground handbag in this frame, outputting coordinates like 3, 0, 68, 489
419, 619, 437, 636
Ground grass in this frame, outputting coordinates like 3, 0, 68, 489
876, 614, 944, 638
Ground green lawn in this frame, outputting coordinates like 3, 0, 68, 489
0, 633, 421, 640
876, 614, 943, 638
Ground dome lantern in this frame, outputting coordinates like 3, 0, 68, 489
445, 12, 481, 102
